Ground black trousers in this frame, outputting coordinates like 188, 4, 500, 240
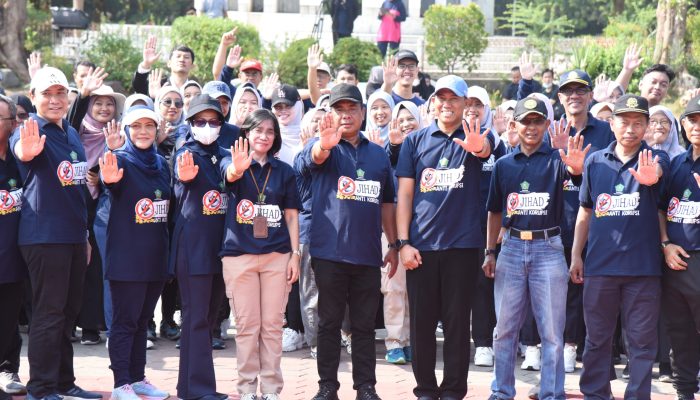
407, 248, 479, 400
77, 229, 105, 332
160, 279, 180, 327
21, 243, 87, 397
662, 251, 700, 396
285, 282, 304, 332
472, 248, 496, 348
0, 281, 25, 374
312, 258, 381, 391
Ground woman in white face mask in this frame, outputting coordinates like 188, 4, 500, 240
170, 94, 230, 400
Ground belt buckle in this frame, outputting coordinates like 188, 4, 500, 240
520, 230, 533, 240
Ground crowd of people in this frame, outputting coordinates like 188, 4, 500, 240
0, 25, 699, 400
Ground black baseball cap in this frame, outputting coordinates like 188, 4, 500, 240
395, 49, 419, 64
329, 83, 363, 107
271, 84, 300, 107
613, 94, 649, 115
513, 98, 548, 121
186, 94, 224, 120
681, 95, 700, 120
559, 69, 593, 89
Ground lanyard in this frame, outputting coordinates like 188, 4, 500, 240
249, 164, 272, 205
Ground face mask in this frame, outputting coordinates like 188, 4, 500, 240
191, 124, 221, 145
542, 82, 552, 89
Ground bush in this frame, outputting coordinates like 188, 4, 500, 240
326, 37, 382, 82
277, 38, 317, 89
25, 2, 52, 52
86, 34, 142, 92
171, 16, 261, 83
423, 4, 488, 73
686, 9, 700, 79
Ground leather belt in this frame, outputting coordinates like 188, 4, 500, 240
508, 226, 561, 241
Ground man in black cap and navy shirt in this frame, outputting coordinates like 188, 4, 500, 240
381, 49, 425, 107
658, 95, 700, 400
484, 97, 589, 400
298, 83, 398, 400
570, 94, 670, 400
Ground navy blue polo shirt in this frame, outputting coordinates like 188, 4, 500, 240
579, 141, 670, 277
486, 142, 578, 230
9, 114, 88, 245
170, 142, 228, 275
661, 149, 700, 251
217, 122, 241, 150
392, 91, 425, 107
479, 137, 507, 231
560, 114, 615, 246
104, 154, 171, 282
395, 121, 494, 251
293, 151, 313, 245
0, 151, 27, 283
298, 136, 395, 267
219, 157, 300, 257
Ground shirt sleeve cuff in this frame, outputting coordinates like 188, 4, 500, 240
137, 64, 151, 74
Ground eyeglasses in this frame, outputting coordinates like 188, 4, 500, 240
560, 87, 591, 96
16, 112, 29, 120
192, 119, 223, 128
0, 117, 15, 121
397, 64, 418, 71
161, 99, 184, 108
649, 119, 670, 128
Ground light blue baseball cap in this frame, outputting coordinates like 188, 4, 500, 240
434, 75, 468, 98
202, 81, 232, 101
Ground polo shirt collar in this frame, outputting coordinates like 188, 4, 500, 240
682, 146, 696, 164
31, 113, 69, 132
427, 120, 465, 138
340, 133, 369, 147
602, 140, 652, 162
570, 113, 601, 135
512, 141, 552, 158
251, 156, 281, 169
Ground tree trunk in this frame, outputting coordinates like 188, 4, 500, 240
653, 0, 689, 67
0, 0, 30, 82
613, 0, 625, 14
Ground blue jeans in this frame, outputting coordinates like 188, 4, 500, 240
490, 232, 569, 400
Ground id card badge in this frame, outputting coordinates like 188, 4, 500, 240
253, 214, 268, 238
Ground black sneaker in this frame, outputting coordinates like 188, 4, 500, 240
622, 363, 630, 380
60, 385, 103, 399
80, 330, 101, 345
147, 320, 157, 341
355, 385, 381, 400
658, 362, 673, 383
212, 338, 226, 350
677, 392, 695, 400
311, 384, 339, 400
160, 322, 181, 341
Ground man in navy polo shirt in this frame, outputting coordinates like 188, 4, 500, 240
395, 75, 493, 400
570, 94, 670, 400
298, 83, 398, 400
484, 97, 589, 400
658, 95, 700, 400
381, 50, 425, 107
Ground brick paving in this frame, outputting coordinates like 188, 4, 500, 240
14, 329, 676, 400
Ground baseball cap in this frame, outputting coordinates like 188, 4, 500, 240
329, 83, 363, 107
186, 94, 224, 120
318, 62, 332, 76
240, 59, 263, 72
271, 84, 301, 107
681, 95, 700, 120
559, 70, 593, 89
434, 75, 468, 98
395, 49, 419, 64
31, 67, 70, 93
122, 105, 159, 126
613, 94, 649, 115
202, 81, 232, 101
513, 98, 548, 121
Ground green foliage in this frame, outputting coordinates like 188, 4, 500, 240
326, 37, 382, 81
25, 2, 52, 52
51, 0, 192, 24
686, 9, 700, 78
86, 34, 142, 92
423, 4, 488, 73
277, 38, 317, 88
171, 16, 261, 82
260, 37, 291, 77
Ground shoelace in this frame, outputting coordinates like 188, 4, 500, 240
357, 387, 380, 400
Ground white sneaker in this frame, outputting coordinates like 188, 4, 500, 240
282, 328, 303, 352
105, 338, 109, 349
146, 339, 154, 349
0, 371, 26, 394
310, 346, 318, 359
110, 384, 140, 400
474, 346, 494, 367
521, 346, 541, 371
518, 343, 527, 358
261, 394, 280, 400
240, 394, 257, 400
131, 378, 169, 399
564, 344, 577, 373
220, 319, 231, 340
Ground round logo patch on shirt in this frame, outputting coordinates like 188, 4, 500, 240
135, 198, 156, 220
0, 190, 15, 210
596, 193, 612, 213
420, 168, 437, 189
202, 190, 227, 215
237, 199, 255, 221
667, 197, 680, 218
57, 160, 75, 183
506, 193, 519, 212
338, 176, 356, 196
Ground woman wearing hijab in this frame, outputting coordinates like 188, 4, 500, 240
220, 109, 300, 400
366, 66, 384, 100
99, 105, 171, 400
181, 81, 202, 115
155, 86, 185, 163
366, 90, 396, 143
171, 95, 229, 400
271, 84, 304, 167
590, 102, 614, 123
230, 82, 262, 127
9, 94, 34, 122
647, 105, 685, 159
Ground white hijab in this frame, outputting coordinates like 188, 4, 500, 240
230, 84, 262, 126
649, 105, 685, 159
365, 90, 396, 142
276, 100, 304, 166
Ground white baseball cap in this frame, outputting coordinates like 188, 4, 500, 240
30, 67, 70, 93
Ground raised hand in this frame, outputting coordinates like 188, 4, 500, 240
594, 73, 608, 88
367, 128, 385, 147
559, 133, 591, 175
454, 118, 489, 153
99, 151, 124, 184
260, 73, 279, 100
307, 43, 323, 69
317, 112, 341, 150
550, 117, 571, 150
103, 120, 124, 150
220, 27, 238, 47
228, 137, 253, 178
177, 150, 200, 182
141, 35, 162, 70
17, 118, 46, 161
148, 68, 164, 99
80, 66, 108, 97
27, 51, 42, 80
300, 124, 316, 146
629, 149, 660, 186
226, 45, 242, 69
519, 51, 537, 80
382, 54, 398, 88
388, 119, 405, 145
623, 43, 643, 71
493, 106, 507, 134
418, 104, 431, 128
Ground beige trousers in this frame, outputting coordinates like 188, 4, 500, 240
381, 260, 410, 350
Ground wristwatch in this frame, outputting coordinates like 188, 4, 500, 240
484, 248, 497, 257
292, 249, 302, 257
396, 239, 411, 250
661, 240, 672, 249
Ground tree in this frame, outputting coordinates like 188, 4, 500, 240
326, 37, 382, 82
423, 4, 488, 74
653, 0, 690, 66
0, 0, 30, 82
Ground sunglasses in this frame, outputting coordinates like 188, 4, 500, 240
161, 99, 184, 108
192, 119, 223, 128
16, 112, 29, 121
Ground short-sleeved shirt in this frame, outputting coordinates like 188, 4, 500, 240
479, 137, 506, 231
487, 142, 577, 230
299, 136, 395, 267
293, 151, 313, 245
104, 154, 172, 282
395, 121, 494, 251
0, 151, 26, 283
579, 141, 670, 277
392, 91, 425, 107
220, 157, 300, 257
9, 114, 88, 245
661, 148, 700, 251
